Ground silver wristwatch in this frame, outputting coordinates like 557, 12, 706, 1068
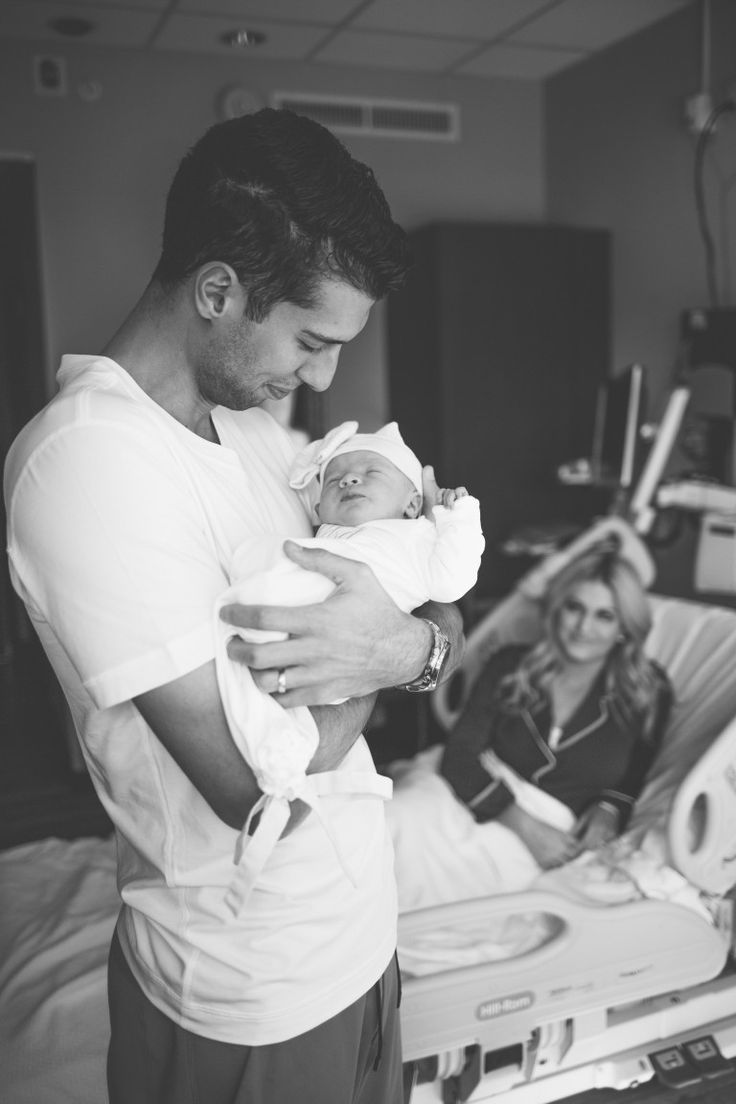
398, 618, 451, 693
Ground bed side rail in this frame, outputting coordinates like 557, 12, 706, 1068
670, 712, 736, 895
398, 890, 727, 1062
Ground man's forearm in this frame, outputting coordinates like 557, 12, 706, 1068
308, 693, 378, 772
282, 693, 378, 835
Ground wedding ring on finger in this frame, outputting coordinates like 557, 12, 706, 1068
276, 669, 287, 695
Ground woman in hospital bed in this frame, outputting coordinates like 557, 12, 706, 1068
386, 541, 672, 912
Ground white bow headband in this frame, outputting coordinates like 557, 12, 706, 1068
289, 420, 424, 497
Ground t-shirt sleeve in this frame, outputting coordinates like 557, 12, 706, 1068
8, 419, 226, 709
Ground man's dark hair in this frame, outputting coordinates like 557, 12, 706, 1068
154, 108, 411, 320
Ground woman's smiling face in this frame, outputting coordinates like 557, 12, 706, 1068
555, 579, 621, 667
317, 451, 421, 526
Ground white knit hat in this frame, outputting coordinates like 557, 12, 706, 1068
289, 420, 423, 496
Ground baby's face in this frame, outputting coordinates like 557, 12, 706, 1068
317, 450, 421, 526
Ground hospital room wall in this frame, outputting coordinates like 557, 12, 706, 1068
0, 40, 543, 431
546, 0, 736, 420
4, 10, 734, 438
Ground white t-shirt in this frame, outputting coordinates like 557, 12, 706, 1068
4, 354, 397, 1044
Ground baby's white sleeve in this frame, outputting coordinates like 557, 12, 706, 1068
423, 496, 485, 602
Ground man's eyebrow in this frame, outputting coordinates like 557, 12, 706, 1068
302, 329, 344, 345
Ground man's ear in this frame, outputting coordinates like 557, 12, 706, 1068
194, 263, 244, 321
403, 491, 423, 519
314, 501, 322, 520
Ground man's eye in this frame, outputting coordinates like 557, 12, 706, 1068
299, 340, 322, 354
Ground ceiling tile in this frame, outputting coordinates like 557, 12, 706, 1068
0, 0, 700, 81
511, 0, 692, 51
353, 0, 553, 40
314, 28, 474, 72
153, 14, 329, 59
457, 42, 586, 80
0, 1, 160, 47
176, 0, 361, 21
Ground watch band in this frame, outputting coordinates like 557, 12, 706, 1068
398, 618, 451, 693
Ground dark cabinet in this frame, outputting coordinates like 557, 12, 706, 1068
387, 223, 611, 598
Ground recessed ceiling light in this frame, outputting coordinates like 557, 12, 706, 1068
49, 16, 95, 38
220, 29, 267, 49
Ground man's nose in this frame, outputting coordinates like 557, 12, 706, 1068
298, 349, 340, 392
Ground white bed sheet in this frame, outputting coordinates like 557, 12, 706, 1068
0, 835, 118, 1104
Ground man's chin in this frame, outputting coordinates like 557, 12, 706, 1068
200, 386, 258, 412
226, 391, 260, 411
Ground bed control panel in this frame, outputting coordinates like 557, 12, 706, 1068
649, 1035, 735, 1090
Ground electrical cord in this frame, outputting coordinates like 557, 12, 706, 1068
694, 98, 736, 307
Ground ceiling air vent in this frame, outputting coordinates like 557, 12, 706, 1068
271, 92, 459, 141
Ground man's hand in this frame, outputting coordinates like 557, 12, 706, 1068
220, 541, 434, 707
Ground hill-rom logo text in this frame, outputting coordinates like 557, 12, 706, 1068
477, 992, 534, 1020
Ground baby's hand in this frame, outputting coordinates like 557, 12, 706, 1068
436, 486, 468, 509
421, 465, 468, 516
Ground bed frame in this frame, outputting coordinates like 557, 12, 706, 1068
398, 525, 736, 1102
400, 714, 736, 1101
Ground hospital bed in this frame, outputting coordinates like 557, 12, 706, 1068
399, 578, 736, 1103
1, 589, 736, 1104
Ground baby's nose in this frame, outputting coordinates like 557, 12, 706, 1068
339, 473, 361, 488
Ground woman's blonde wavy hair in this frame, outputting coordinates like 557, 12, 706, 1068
499, 541, 661, 736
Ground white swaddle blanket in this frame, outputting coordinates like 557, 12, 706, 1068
214, 536, 392, 915
215, 492, 484, 914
